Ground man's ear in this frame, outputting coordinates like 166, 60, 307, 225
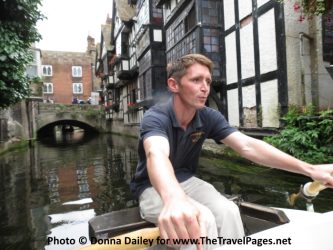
167, 78, 179, 93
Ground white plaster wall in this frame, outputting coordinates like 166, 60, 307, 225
227, 89, 239, 126
224, 1, 333, 128
242, 85, 256, 108
284, 2, 333, 108
136, 78, 142, 102
257, 0, 270, 7
225, 33, 238, 84
36, 49, 42, 76
261, 80, 279, 127
114, 13, 122, 37
130, 22, 136, 42
240, 22, 255, 79
302, 38, 313, 105
116, 31, 122, 57
284, 1, 311, 106
224, 0, 235, 30
171, 0, 177, 10
258, 9, 277, 74
238, 0, 252, 20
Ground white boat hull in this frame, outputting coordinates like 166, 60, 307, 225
223, 208, 333, 249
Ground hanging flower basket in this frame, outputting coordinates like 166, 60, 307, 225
127, 102, 139, 112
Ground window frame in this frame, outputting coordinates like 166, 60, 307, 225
43, 82, 54, 94
42, 65, 53, 76
72, 82, 83, 94
72, 66, 82, 77
184, 5, 196, 33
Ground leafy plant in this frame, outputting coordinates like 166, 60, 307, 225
278, 0, 332, 21
0, 0, 44, 109
85, 108, 103, 119
31, 76, 43, 84
264, 105, 333, 163
30, 76, 43, 96
301, 0, 326, 16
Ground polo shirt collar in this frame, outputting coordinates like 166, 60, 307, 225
167, 97, 204, 130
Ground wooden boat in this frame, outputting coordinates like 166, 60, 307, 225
81, 181, 333, 250
86, 196, 289, 246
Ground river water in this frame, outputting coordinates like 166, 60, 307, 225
1, 132, 332, 250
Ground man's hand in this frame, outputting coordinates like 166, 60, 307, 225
309, 164, 333, 187
158, 195, 206, 250
144, 136, 206, 249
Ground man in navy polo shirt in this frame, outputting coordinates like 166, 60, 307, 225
130, 54, 333, 249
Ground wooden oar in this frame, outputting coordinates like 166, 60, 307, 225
75, 227, 160, 250
288, 179, 328, 206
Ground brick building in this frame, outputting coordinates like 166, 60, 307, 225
41, 37, 97, 104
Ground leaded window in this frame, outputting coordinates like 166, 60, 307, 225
72, 66, 82, 77
73, 83, 83, 94
42, 65, 52, 76
43, 83, 53, 94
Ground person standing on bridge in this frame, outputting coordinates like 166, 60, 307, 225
130, 53, 333, 249
72, 97, 78, 104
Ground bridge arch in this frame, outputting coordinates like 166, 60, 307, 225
36, 104, 105, 138
37, 119, 100, 138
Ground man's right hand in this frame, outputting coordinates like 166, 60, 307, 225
158, 195, 206, 250
144, 136, 206, 249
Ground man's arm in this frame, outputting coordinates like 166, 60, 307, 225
144, 135, 205, 248
222, 131, 333, 187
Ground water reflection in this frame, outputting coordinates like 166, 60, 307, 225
0, 133, 332, 250
0, 133, 138, 250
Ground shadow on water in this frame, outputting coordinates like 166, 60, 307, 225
0, 133, 332, 250
38, 128, 97, 148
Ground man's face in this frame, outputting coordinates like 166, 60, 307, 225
176, 63, 212, 109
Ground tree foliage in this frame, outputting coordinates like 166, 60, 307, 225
264, 105, 333, 164
0, 0, 44, 109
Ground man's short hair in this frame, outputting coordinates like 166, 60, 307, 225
167, 54, 213, 81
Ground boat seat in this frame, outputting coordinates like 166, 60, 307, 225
89, 207, 154, 239
89, 200, 289, 239
239, 201, 289, 235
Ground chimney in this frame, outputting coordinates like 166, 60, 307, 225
106, 14, 112, 24
87, 35, 96, 53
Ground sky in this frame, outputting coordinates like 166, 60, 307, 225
37, 0, 113, 52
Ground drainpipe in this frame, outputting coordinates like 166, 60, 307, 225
91, 63, 94, 90
299, 32, 313, 106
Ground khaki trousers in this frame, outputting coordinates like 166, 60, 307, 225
139, 177, 245, 249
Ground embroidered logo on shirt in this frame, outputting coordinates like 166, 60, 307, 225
190, 131, 205, 143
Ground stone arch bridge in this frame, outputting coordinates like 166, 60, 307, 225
36, 103, 106, 137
